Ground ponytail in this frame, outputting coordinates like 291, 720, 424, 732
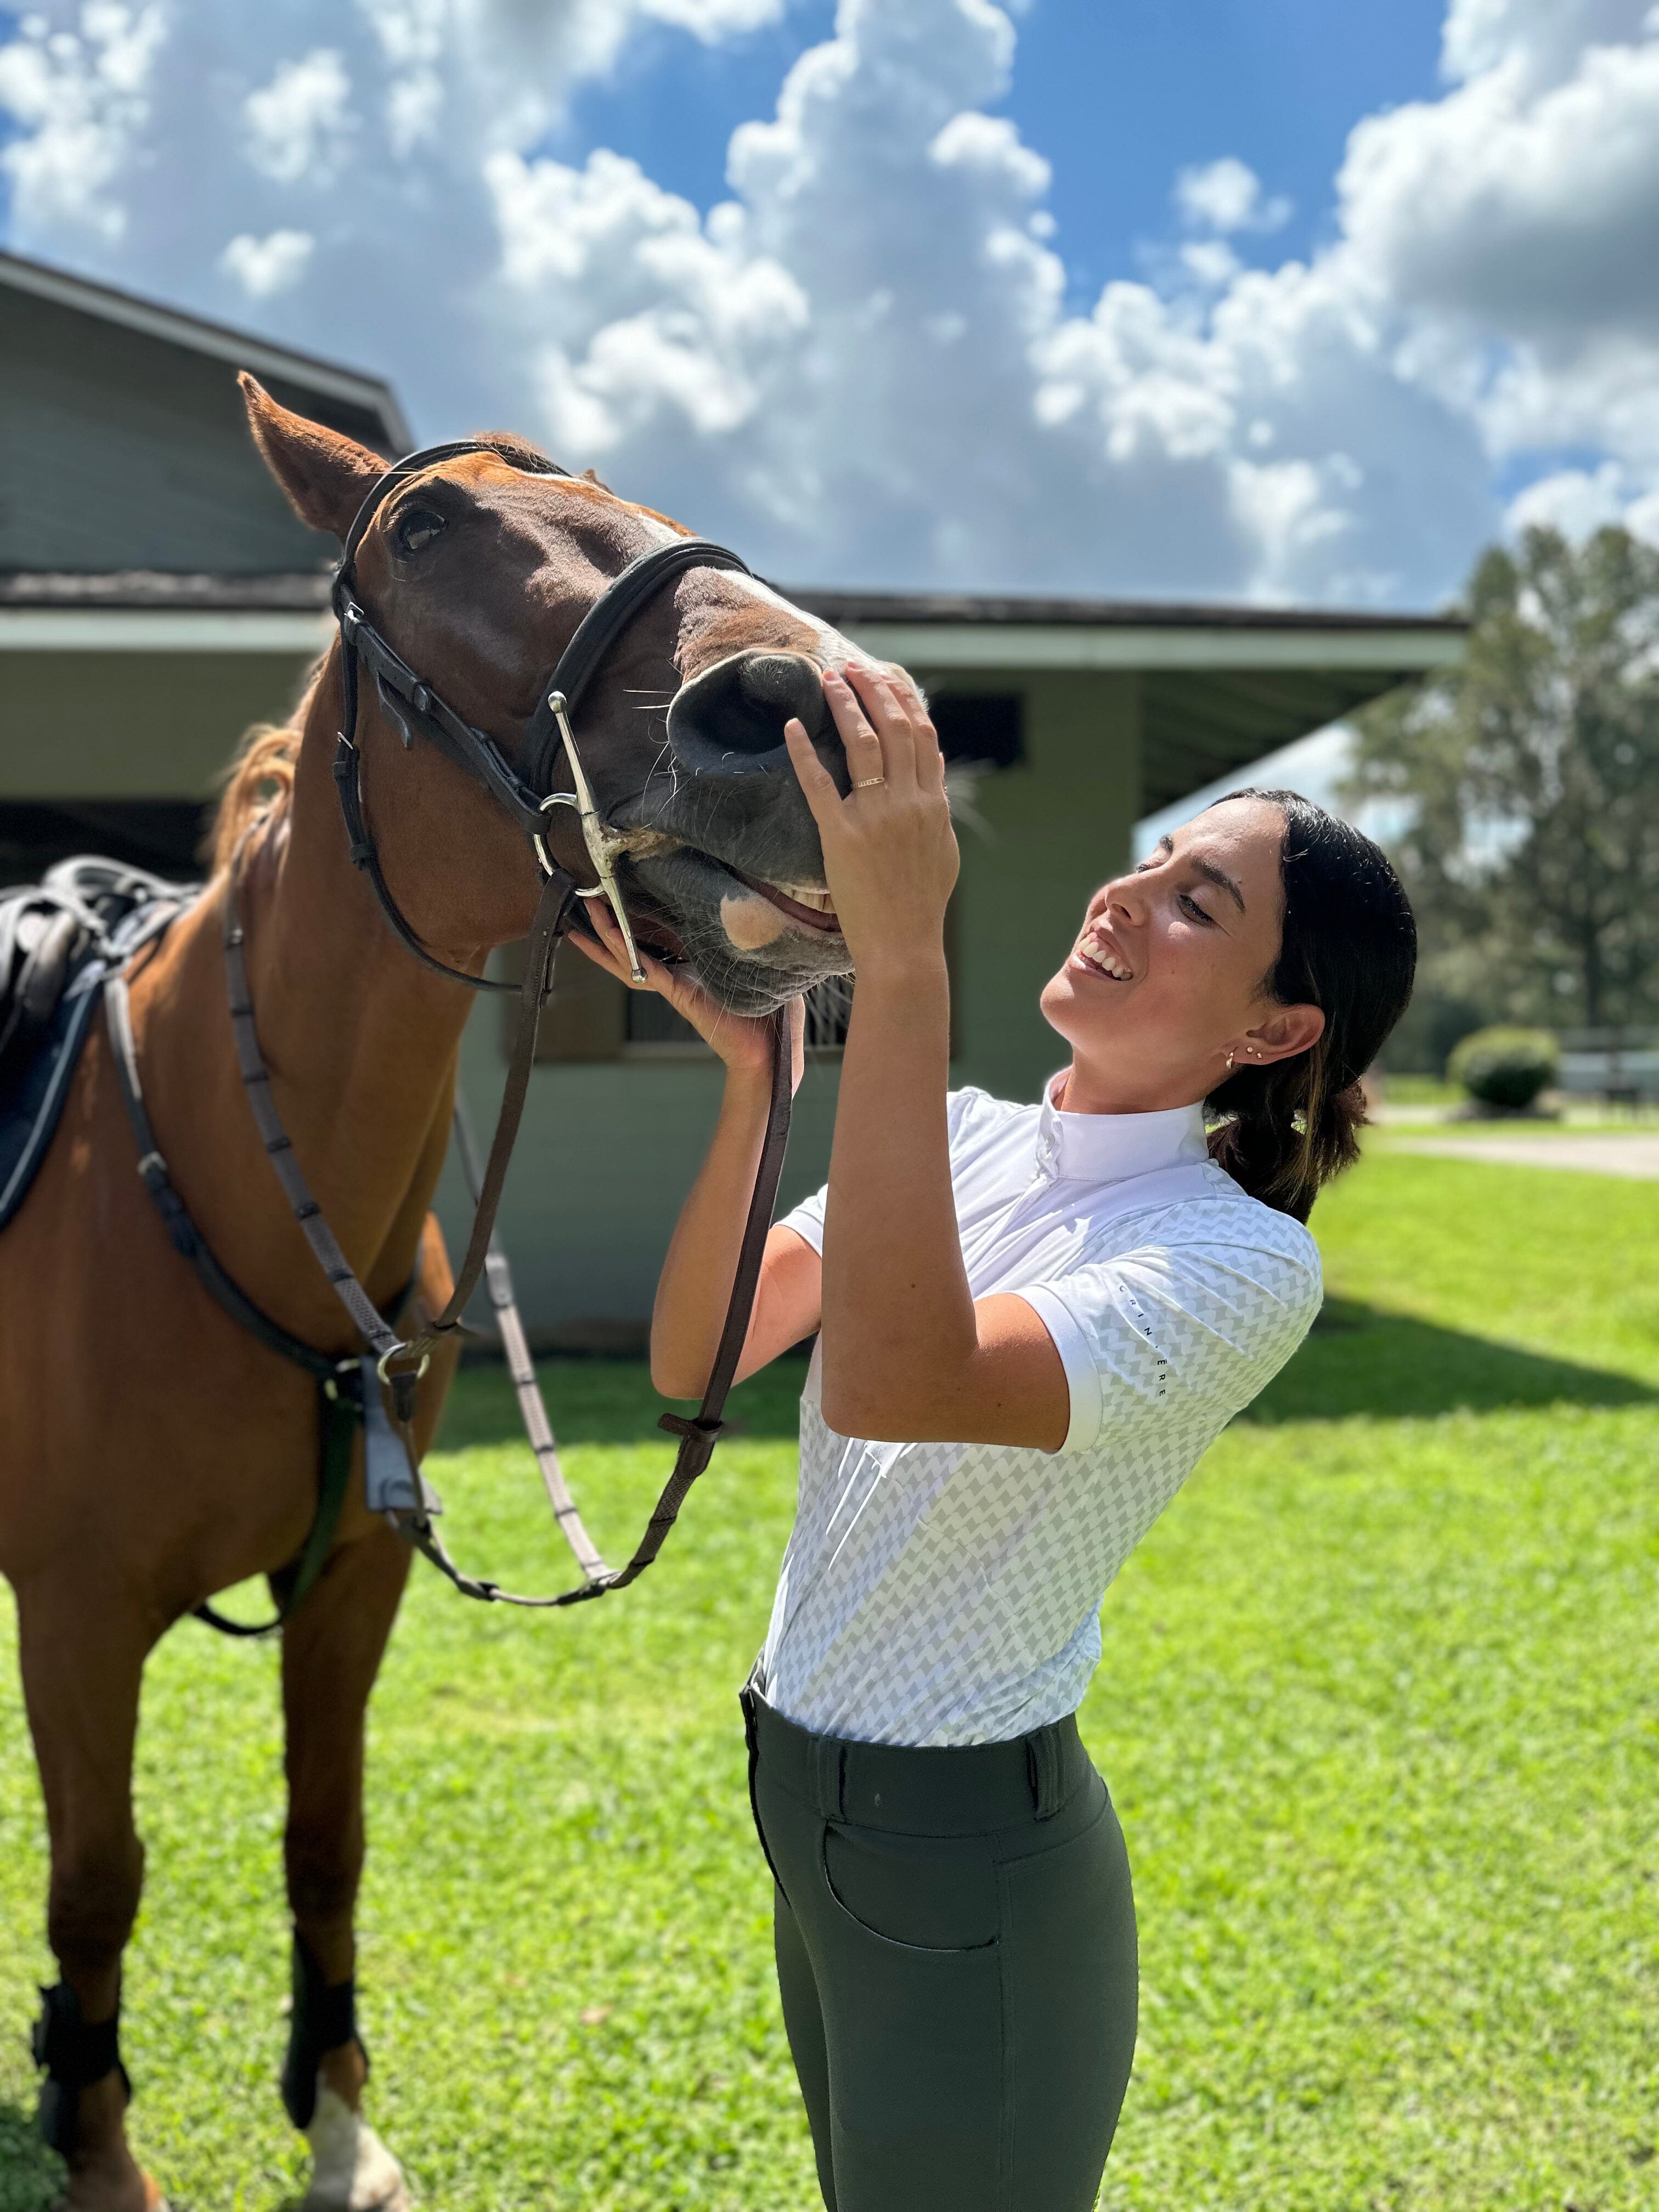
1204, 791, 1415, 1222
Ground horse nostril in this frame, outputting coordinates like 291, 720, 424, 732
667, 651, 829, 776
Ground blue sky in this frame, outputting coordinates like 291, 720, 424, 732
1, 0, 1655, 625
564, 0, 1452, 305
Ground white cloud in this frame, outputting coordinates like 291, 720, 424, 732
219, 226, 314, 296
1, 0, 1657, 607
0, 2, 165, 238
243, 49, 353, 185
1175, 156, 1292, 234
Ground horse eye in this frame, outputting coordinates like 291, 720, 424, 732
394, 506, 447, 556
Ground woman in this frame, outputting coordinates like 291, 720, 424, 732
574, 665, 1415, 2212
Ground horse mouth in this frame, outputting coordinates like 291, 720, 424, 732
608, 831, 842, 953
729, 870, 841, 935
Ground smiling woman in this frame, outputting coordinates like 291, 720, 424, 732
581, 677, 1419, 2212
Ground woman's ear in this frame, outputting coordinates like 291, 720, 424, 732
1238, 1002, 1325, 1069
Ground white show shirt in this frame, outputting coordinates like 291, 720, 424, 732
754, 1080, 1322, 1748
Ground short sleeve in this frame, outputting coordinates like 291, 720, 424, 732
777, 1089, 1003, 1260
1013, 1211, 1323, 1454
778, 1182, 827, 1256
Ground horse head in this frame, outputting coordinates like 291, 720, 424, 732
244, 379, 880, 1015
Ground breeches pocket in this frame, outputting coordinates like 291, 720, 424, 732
822, 1822, 1000, 1953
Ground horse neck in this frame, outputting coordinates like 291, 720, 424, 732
132, 674, 483, 1340
246, 685, 479, 1272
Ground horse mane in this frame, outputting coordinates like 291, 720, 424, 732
208, 662, 321, 873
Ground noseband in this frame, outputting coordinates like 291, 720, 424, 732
330, 437, 752, 986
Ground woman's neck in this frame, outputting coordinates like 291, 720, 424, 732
1053, 1062, 1207, 1118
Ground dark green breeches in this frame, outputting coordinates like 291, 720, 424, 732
743, 1689, 1138, 2212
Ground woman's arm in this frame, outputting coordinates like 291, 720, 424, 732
651, 1087, 822, 1396
568, 909, 819, 1397
784, 672, 1069, 1451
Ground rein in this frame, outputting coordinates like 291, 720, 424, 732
112, 437, 796, 1625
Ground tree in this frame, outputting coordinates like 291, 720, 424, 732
1348, 526, 1659, 1050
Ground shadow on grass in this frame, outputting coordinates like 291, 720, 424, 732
433, 1350, 811, 1453
433, 1307, 1657, 1446
1244, 1297, 1658, 1424
0, 2097, 59, 2212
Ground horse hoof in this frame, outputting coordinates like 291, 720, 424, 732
300, 2086, 410, 2212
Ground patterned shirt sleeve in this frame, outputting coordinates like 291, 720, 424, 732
777, 1088, 994, 1259
1018, 1207, 1323, 1453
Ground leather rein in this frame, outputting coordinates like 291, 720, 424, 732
127, 438, 795, 1618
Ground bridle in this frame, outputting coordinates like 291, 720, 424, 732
112, 437, 797, 1621
330, 436, 752, 990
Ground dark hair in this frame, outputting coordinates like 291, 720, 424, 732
1204, 789, 1416, 1222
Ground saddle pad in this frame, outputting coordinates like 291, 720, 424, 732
0, 962, 103, 1232
0, 859, 193, 1235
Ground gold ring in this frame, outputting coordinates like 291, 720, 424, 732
853, 776, 886, 790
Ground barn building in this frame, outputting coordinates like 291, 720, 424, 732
0, 250, 1464, 1341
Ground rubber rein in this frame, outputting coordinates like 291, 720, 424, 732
111, 437, 794, 1626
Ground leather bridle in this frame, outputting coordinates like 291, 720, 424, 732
330, 436, 752, 990
131, 438, 798, 1615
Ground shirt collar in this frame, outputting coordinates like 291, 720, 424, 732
1032, 1070, 1209, 1187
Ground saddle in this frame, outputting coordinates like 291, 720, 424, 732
0, 856, 190, 1233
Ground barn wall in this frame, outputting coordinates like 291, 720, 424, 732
0, 650, 319, 798
0, 285, 356, 573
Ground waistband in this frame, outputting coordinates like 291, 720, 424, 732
742, 1685, 1091, 1835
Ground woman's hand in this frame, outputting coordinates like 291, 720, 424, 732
567, 900, 805, 1091
783, 667, 960, 980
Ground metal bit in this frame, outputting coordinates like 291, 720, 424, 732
534, 690, 648, 983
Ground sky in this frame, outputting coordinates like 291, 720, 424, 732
2, 0, 1656, 636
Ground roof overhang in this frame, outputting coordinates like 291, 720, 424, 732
1, 573, 1465, 814
791, 589, 1466, 812
832, 618, 1462, 675
0, 607, 330, 652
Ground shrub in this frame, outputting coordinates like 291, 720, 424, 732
1447, 1025, 1559, 1111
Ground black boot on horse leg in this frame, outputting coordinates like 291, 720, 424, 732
17, 1588, 168, 2212
281, 1525, 414, 2212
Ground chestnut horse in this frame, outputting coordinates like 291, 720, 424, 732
0, 378, 869, 2212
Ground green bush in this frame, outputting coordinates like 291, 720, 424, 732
1447, 1024, 1559, 1110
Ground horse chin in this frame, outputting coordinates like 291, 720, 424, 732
627, 849, 850, 1017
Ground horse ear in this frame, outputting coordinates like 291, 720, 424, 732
239, 373, 388, 540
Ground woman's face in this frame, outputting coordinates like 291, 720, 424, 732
1040, 796, 1325, 1113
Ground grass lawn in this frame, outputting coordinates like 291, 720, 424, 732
4, 1147, 1658, 2210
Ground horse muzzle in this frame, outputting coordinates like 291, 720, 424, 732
666, 651, 842, 782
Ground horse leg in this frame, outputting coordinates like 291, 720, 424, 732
280, 1523, 413, 2212
16, 1581, 165, 2212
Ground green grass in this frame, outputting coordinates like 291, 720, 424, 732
1375, 1074, 1459, 1106
4, 1150, 1659, 2210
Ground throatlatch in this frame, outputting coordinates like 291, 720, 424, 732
33, 1981, 129, 2154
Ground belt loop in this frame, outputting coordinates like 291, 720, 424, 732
811, 1733, 845, 1822
1026, 1725, 1064, 1820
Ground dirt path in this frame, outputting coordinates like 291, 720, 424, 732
1397, 1134, 1659, 1179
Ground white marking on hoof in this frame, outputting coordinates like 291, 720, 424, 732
300, 2084, 410, 2212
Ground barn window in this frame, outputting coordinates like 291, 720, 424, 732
928, 693, 1024, 770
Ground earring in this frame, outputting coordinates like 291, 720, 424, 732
1224, 1051, 1235, 1074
